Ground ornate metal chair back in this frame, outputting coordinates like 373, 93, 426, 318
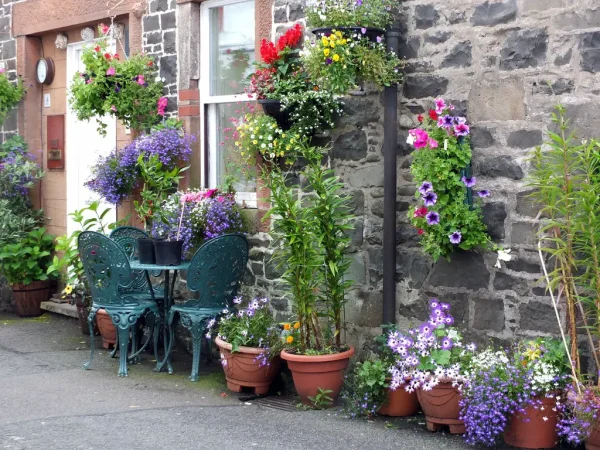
187, 234, 249, 309
78, 231, 133, 306
109, 226, 153, 291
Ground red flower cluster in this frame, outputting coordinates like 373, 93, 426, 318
428, 110, 438, 121
260, 39, 280, 64
414, 206, 428, 218
277, 24, 303, 51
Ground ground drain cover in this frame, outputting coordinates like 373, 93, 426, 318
245, 395, 299, 412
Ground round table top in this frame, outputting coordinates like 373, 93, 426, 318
129, 260, 191, 271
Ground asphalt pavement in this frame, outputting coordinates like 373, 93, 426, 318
0, 312, 516, 450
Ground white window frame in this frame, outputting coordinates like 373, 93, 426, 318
200, 0, 257, 208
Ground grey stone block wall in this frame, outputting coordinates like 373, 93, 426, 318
240, 0, 600, 351
143, 0, 178, 113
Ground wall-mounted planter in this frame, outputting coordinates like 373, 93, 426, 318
258, 99, 292, 131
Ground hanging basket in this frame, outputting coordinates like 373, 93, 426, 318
258, 99, 293, 131
311, 27, 386, 44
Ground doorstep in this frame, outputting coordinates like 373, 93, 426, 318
40, 301, 78, 319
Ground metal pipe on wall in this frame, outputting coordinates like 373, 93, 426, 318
382, 27, 400, 325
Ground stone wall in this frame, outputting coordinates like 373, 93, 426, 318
242, 0, 600, 350
143, 0, 178, 113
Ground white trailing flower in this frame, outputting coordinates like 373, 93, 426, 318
495, 248, 512, 268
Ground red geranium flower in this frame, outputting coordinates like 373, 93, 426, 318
260, 39, 280, 64
276, 24, 303, 50
104, 53, 112, 60
417, 114, 424, 123
414, 206, 428, 218
418, 229, 425, 235
94, 46, 101, 52
428, 110, 438, 121
113, 53, 120, 60
147, 61, 154, 67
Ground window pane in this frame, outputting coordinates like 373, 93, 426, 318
208, 102, 257, 197
209, 1, 255, 96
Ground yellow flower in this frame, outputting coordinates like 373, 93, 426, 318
340, 39, 347, 45
321, 37, 328, 45
333, 54, 340, 62
283, 323, 291, 330
286, 335, 294, 344
335, 31, 342, 38
252, 140, 258, 145
234, 141, 240, 146
293, 322, 300, 329
63, 284, 73, 295
323, 48, 330, 57
330, 41, 335, 48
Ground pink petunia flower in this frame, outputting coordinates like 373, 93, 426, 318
106, 67, 116, 76
137, 75, 145, 86
428, 138, 438, 149
434, 98, 446, 114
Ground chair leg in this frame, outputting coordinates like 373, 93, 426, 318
117, 325, 132, 377
189, 323, 204, 382
83, 307, 99, 370
109, 340, 119, 358
152, 311, 162, 365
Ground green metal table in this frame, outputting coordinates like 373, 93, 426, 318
130, 260, 191, 373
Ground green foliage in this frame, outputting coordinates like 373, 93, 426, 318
342, 358, 389, 419
69, 36, 164, 135
306, 388, 334, 409
306, 0, 397, 29
527, 104, 600, 376
0, 72, 25, 126
0, 227, 57, 285
303, 30, 403, 95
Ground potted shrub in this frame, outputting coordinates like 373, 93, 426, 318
0, 228, 57, 316
248, 24, 342, 134
557, 386, 600, 449
389, 299, 476, 434
207, 296, 282, 395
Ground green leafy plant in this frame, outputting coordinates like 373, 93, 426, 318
303, 30, 403, 95
69, 27, 165, 135
341, 359, 389, 418
0, 70, 25, 126
0, 227, 57, 285
306, 0, 397, 29
306, 388, 334, 409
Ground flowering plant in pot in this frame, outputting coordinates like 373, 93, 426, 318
266, 143, 355, 407
302, 29, 403, 95
557, 385, 600, 449
306, 0, 396, 32
206, 296, 282, 395
407, 99, 499, 262
387, 299, 476, 434
69, 25, 166, 135
248, 24, 342, 135
341, 358, 389, 419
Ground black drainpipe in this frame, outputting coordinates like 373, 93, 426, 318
382, 26, 400, 325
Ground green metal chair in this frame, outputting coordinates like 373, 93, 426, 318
78, 231, 161, 377
167, 234, 249, 381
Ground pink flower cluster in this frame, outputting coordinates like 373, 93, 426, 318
408, 128, 438, 149
157, 97, 168, 116
180, 188, 220, 204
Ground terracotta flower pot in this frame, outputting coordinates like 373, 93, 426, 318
587, 421, 600, 450
96, 309, 117, 349
416, 381, 465, 434
281, 347, 354, 406
504, 396, 558, 449
378, 385, 420, 417
11, 280, 51, 317
215, 336, 281, 395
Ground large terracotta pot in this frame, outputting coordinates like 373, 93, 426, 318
504, 396, 558, 449
96, 309, 117, 349
378, 384, 420, 417
281, 347, 355, 406
587, 421, 600, 450
416, 381, 465, 434
215, 336, 281, 395
12, 280, 51, 317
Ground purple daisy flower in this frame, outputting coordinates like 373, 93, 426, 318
461, 176, 477, 188
422, 191, 437, 207
419, 323, 432, 335
477, 190, 490, 198
444, 316, 454, 325
326, 57, 333, 65
438, 115, 454, 129
454, 123, 470, 136
418, 181, 433, 195
425, 211, 440, 225
449, 231, 462, 244
441, 338, 453, 350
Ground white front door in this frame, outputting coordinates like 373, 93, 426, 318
66, 42, 117, 236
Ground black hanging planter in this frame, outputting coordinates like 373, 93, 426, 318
137, 238, 156, 264
154, 240, 183, 266
258, 99, 292, 131
311, 27, 386, 44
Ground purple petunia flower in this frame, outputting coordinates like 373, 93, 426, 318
422, 191, 437, 207
438, 115, 454, 129
377, 36, 382, 43
454, 123, 470, 136
326, 57, 333, 65
453, 116, 467, 125
418, 181, 433, 195
361, 27, 367, 34
425, 211, 440, 225
461, 176, 477, 188
449, 231, 462, 244
477, 190, 490, 198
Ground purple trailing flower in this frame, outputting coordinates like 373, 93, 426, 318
203, 195, 245, 240
425, 211, 440, 225
360, 27, 367, 34
418, 182, 432, 195
454, 123, 470, 136
449, 231, 462, 244
355, 0, 362, 5
438, 115, 454, 129
477, 190, 490, 198
326, 57, 333, 65
461, 176, 477, 188
376, 36, 382, 43
422, 191, 437, 207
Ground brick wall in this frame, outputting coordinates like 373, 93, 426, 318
241, 0, 600, 351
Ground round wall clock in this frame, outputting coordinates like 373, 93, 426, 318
35, 57, 55, 85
